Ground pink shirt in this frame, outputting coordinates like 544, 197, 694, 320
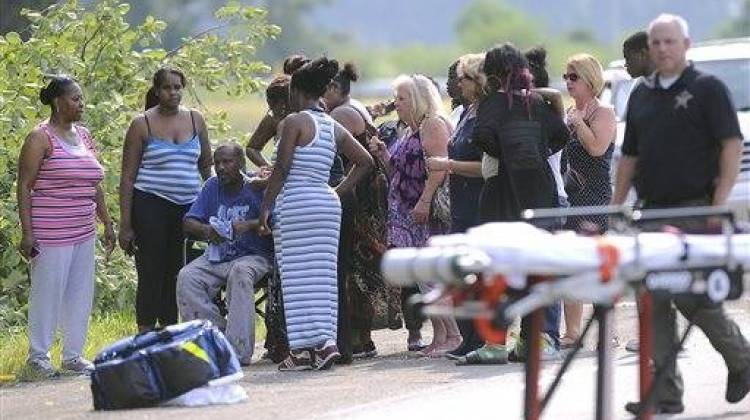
31, 123, 104, 246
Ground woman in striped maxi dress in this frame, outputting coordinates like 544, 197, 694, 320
259, 57, 374, 371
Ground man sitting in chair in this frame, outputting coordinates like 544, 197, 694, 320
177, 142, 273, 366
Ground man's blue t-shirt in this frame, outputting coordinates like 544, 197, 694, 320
185, 177, 273, 262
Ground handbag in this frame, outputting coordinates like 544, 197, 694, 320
417, 117, 452, 231
430, 176, 451, 230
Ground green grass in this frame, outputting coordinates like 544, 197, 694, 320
0, 311, 137, 383
0, 307, 266, 384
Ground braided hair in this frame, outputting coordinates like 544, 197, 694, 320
484, 42, 533, 114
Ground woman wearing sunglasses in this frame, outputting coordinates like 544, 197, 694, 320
560, 54, 617, 348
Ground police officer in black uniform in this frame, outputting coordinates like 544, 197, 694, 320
612, 13, 749, 415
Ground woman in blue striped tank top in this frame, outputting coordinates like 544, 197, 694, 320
259, 57, 374, 371
119, 68, 213, 332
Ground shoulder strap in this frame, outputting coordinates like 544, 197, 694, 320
190, 110, 197, 136
345, 104, 378, 138
143, 113, 153, 137
74, 125, 96, 152
40, 122, 56, 153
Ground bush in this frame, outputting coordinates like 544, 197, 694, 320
0, 0, 279, 329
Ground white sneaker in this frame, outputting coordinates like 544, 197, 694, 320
26, 358, 58, 379
61, 357, 94, 375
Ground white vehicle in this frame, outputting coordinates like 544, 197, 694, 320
605, 38, 750, 210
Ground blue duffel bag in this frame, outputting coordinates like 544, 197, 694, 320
90, 320, 241, 410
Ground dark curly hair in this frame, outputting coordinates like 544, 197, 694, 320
525, 46, 549, 88
291, 57, 339, 98
39, 75, 77, 110
623, 31, 648, 55
484, 42, 533, 113
332, 62, 359, 96
283, 54, 310, 75
266, 74, 291, 107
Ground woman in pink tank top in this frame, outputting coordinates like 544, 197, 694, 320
16, 75, 115, 377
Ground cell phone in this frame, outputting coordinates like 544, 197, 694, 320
384, 100, 396, 114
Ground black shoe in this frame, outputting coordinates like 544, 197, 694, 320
447, 343, 482, 360
446, 344, 469, 360
726, 365, 750, 403
353, 341, 377, 359
388, 314, 403, 330
624, 401, 684, 415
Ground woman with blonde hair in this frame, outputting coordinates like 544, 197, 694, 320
369, 74, 460, 356
560, 53, 617, 347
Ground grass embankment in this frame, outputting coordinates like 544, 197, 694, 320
0, 311, 136, 383
0, 310, 267, 384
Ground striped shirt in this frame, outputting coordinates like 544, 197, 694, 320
133, 113, 202, 205
31, 123, 104, 246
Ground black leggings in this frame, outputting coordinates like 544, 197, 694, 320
132, 190, 190, 327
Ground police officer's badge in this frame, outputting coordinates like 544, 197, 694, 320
674, 90, 693, 109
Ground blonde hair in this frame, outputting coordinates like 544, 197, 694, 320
457, 53, 487, 90
566, 53, 605, 96
392, 74, 446, 125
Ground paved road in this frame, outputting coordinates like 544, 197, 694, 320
2, 299, 750, 420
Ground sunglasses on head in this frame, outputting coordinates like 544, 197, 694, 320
563, 73, 580, 82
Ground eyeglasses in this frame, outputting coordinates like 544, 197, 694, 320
563, 73, 580, 82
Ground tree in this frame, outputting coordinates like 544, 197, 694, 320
0, 0, 279, 328
254, 0, 331, 64
454, 0, 543, 52
0, 0, 57, 37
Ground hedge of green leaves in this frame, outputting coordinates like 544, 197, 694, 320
0, 0, 279, 329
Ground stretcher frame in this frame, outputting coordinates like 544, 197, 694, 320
384, 205, 746, 420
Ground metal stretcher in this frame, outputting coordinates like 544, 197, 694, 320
382, 206, 748, 420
